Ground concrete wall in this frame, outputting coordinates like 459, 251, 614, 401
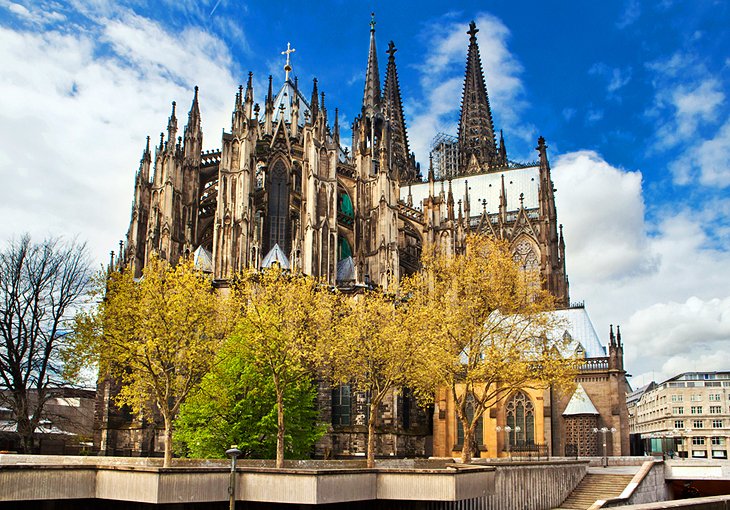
601, 461, 671, 508
424, 460, 588, 510
617, 495, 730, 509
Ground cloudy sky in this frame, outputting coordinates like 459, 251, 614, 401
1, 0, 728, 386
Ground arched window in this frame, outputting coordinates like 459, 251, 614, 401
267, 161, 289, 254
513, 238, 539, 272
456, 394, 483, 450
338, 237, 352, 261
506, 391, 535, 446
337, 190, 354, 227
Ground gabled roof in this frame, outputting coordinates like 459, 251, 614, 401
336, 256, 355, 282
272, 80, 312, 127
261, 244, 290, 269
193, 245, 213, 273
562, 383, 599, 416
549, 307, 606, 359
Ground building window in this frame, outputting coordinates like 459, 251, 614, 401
267, 161, 290, 254
505, 391, 535, 446
671, 394, 683, 402
456, 394, 483, 448
712, 419, 723, 428
692, 437, 705, 445
673, 407, 684, 415
712, 437, 725, 446
709, 394, 722, 401
691, 394, 702, 402
710, 406, 722, 414
693, 420, 704, 429
691, 406, 703, 414
674, 420, 685, 428
331, 385, 351, 426
693, 450, 707, 458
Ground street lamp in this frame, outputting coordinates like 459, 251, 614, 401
593, 427, 616, 468
496, 425, 521, 460
225, 445, 242, 510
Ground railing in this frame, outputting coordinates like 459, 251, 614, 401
510, 441, 549, 460
580, 357, 610, 371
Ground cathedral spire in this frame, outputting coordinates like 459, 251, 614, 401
244, 72, 254, 118
458, 21, 497, 173
184, 87, 202, 159
166, 101, 178, 151
383, 40, 412, 181
362, 12, 381, 113
310, 78, 319, 121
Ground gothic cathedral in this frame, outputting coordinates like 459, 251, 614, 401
107, 18, 628, 459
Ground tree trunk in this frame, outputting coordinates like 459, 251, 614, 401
366, 398, 378, 469
276, 386, 285, 468
460, 418, 473, 464
163, 414, 173, 467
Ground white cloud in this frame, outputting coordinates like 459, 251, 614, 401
407, 12, 530, 166
616, 0, 641, 29
589, 63, 632, 95
0, 11, 238, 268
669, 117, 730, 187
554, 150, 730, 386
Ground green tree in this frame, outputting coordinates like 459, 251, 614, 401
231, 267, 330, 468
69, 256, 228, 466
324, 290, 418, 468
174, 336, 324, 459
404, 235, 578, 463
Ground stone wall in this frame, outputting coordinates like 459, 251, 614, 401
602, 461, 670, 508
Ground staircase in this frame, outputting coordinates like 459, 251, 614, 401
556, 473, 634, 509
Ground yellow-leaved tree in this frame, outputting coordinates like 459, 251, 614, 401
68, 256, 229, 466
404, 234, 578, 464
231, 267, 330, 468
323, 290, 418, 468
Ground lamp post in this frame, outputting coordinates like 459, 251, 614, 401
225, 446, 242, 510
593, 427, 616, 468
496, 425, 521, 460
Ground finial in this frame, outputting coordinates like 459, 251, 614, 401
159, 131, 164, 148
282, 42, 296, 82
194, 85, 199, 99
482, 199, 487, 212
387, 40, 397, 59
537, 135, 546, 150
145, 135, 150, 152
171, 101, 176, 116
610, 324, 615, 344
519, 192, 524, 207
467, 21, 479, 41
370, 12, 376, 32
617, 325, 622, 346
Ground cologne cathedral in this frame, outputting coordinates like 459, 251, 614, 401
102, 18, 628, 459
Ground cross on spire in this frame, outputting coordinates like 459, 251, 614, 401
467, 20, 479, 40
370, 12, 376, 32
386, 40, 397, 58
282, 42, 296, 82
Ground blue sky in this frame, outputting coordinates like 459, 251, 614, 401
1, 0, 729, 385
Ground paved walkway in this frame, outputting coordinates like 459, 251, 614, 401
588, 465, 642, 475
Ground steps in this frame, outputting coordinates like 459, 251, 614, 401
556, 473, 634, 509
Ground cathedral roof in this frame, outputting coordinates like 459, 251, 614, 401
193, 245, 213, 273
549, 306, 607, 359
336, 256, 356, 282
401, 165, 540, 215
272, 79, 312, 127
562, 383, 599, 416
261, 244, 290, 270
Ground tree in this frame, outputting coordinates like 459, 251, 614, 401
404, 235, 578, 463
231, 267, 329, 468
324, 290, 418, 468
0, 235, 91, 453
69, 256, 228, 466
174, 336, 324, 459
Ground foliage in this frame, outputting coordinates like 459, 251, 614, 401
69, 255, 229, 466
0, 234, 92, 453
403, 234, 579, 463
174, 335, 324, 459
323, 290, 418, 467
230, 266, 331, 467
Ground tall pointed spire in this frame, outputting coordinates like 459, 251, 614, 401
458, 21, 497, 174
362, 12, 381, 113
383, 40, 412, 182
184, 87, 202, 159
310, 78, 319, 121
244, 72, 254, 118
166, 101, 178, 151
